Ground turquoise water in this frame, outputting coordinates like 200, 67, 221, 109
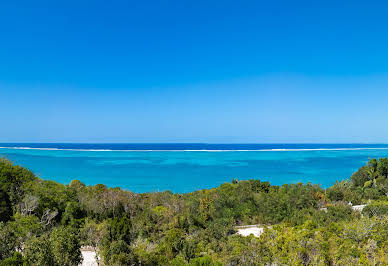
1, 145, 388, 193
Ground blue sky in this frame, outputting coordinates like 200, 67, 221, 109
1, 0, 388, 143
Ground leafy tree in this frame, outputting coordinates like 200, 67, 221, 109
50, 226, 82, 266
0, 252, 24, 265
108, 216, 134, 244
362, 201, 388, 217
61, 201, 84, 226
101, 240, 137, 265
189, 256, 221, 266
351, 165, 370, 187
377, 158, 388, 178
24, 234, 55, 266
0, 188, 12, 222
0, 158, 36, 205
8, 214, 42, 252
0, 222, 17, 260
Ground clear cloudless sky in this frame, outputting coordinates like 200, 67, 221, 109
1, 0, 388, 143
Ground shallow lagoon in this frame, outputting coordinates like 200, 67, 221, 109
1, 144, 388, 193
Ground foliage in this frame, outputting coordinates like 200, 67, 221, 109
0, 158, 387, 265
363, 200, 388, 217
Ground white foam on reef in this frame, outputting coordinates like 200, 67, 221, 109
1, 146, 388, 152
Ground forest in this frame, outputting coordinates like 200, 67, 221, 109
0, 157, 387, 265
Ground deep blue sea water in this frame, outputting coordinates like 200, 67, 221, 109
1, 143, 388, 193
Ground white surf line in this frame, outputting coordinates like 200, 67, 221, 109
1, 147, 388, 152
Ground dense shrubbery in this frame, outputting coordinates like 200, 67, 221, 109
0, 157, 387, 265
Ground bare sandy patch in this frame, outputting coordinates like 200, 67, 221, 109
236, 225, 264, 237
80, 247, 98, 266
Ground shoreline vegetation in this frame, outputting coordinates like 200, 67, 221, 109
0, 158, 387, 265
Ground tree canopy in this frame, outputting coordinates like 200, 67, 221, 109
0, 157, 387, 265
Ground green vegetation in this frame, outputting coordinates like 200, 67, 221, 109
0, 157, 387, 265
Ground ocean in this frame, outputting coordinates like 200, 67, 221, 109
1, 143, 388, 193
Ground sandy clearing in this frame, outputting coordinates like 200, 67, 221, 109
80, 249, 98, 266
236, 225, 264, 237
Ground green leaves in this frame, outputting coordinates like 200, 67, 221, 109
0, 158, 36, 206
24, 226, 82, 266
50, 226, 82, 265
24, 234, 55, 266
0, 188, 11, 222
377, 158, 388, 178
0, 158, 387, 265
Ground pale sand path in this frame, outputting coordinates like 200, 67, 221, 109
80, 248, 98, 266
236, 225, 264, 237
